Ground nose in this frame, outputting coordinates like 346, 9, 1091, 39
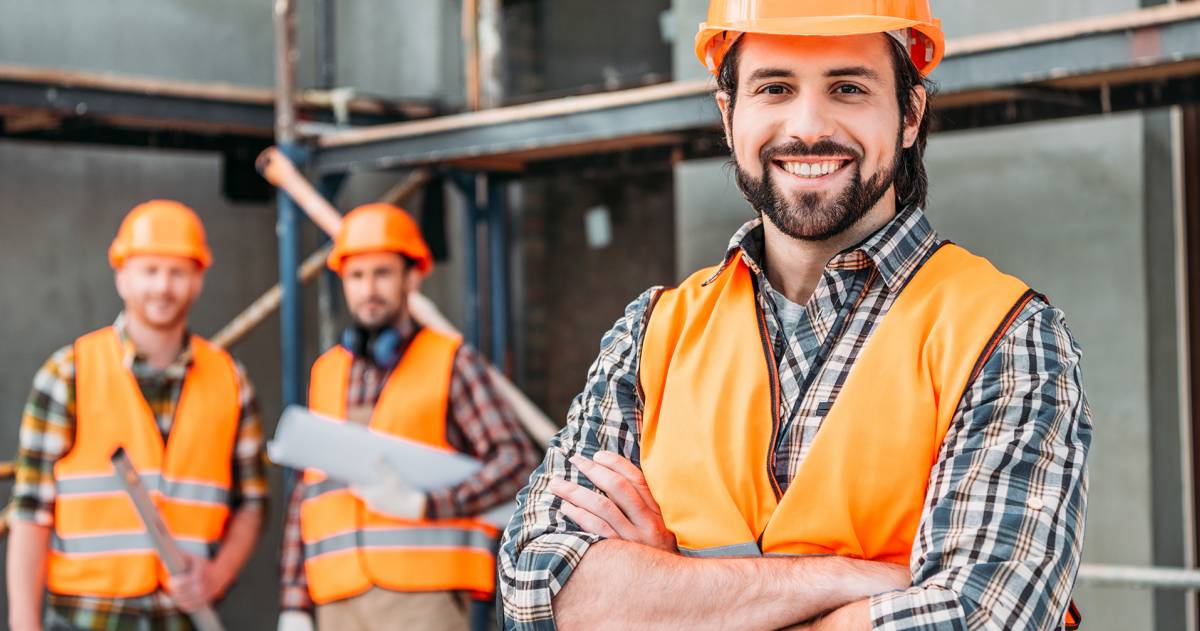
781, 89, 835, 146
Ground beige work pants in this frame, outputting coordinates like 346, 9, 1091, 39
316, 587, 470, 631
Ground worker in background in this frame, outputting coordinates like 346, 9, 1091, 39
277, 204, 541, 631
500, 1, 1091, 629
6, 200, 268, 631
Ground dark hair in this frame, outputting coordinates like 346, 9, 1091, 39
715, 34, 934, 209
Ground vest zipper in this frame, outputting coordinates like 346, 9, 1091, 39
754, 297, 784, 499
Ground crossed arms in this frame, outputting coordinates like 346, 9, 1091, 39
498, 291, 1091, 630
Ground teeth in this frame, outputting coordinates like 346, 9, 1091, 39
781, 160, 842, 178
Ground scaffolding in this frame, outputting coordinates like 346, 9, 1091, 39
4, 0, 1200, 605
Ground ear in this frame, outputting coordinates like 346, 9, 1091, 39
190, 268, 206, 301
715, 91, 734, 150
114, 269, 128, 302
404, 267, 424, 294
902, 84, 927, 149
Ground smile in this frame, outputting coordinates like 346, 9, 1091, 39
773, 158, 852, 180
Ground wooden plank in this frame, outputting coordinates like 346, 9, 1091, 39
947, 2, 1200, 57
0, 63, 431, 118
319, 79, 711, 148
318, 3, 1200, 152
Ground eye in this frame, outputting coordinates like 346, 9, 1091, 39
834, 83, 866, 95
757, 83, 790, 96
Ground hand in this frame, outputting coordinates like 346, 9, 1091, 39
9, 619, 43, 631
848, 560, 910, 597
166, 552, 223, 613
549, 451, 677, 553
351, 457, 428, 520
277, 610, 315, 631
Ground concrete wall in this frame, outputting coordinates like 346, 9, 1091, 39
0, 0, 463, 102
0, 1, 468, 627
669, 1, 1178, 630
0, 140, 302, 629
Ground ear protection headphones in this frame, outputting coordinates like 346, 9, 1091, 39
340, 326, 404, 370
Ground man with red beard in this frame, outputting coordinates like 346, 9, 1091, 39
6, 200, 267, 631
499, 2, 1090, 630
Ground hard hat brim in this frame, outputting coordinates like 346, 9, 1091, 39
697, 16, 944, 76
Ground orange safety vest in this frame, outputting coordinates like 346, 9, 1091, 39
300, 328, 498, 605
639, 244, 1033, 561
48, 327, 241, 598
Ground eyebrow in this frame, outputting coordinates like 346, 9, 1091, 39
746, 68, 795, 83
826, 66, 881, 81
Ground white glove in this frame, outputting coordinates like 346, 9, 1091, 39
277, 611, 314, 631
350, 457, 428, 520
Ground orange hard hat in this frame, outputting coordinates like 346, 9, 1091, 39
327, 203, 433, 275
108, 199, 212, 269
696, 0, 944, 76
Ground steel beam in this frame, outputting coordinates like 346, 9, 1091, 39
311, 3, 1200, 173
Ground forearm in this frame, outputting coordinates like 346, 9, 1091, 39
553, 540, 900, 630
7, 521, 51, 630
279, 482, 314, 612
211, 506, 263, 596
785, 599, 871, 630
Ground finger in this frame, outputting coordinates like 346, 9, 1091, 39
570, 456, 657, 528
593, 451, 661, 512
557, 500, 620, 539
548, 478, 637, 537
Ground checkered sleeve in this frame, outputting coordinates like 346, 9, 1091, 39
425, 344, 543, 520
8, 345, 77, 527
870, 300, 1091, 630
498, 288, 659, 630
279, 478, 314, 612
228, 360, 269, 512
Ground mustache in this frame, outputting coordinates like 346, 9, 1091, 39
760, 139, 862, 164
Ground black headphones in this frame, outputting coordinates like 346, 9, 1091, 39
340, 326, 405, 370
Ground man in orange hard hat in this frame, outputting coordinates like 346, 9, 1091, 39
501, 1, 1089, 630
276, 204, 540, 631
6, 200, 269, 631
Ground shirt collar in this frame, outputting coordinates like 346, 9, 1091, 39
705, 206, 939, 292
112, 312, 194, 376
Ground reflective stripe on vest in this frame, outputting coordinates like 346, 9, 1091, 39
48, 327, 241, 598
639, 244, 1033, 563
301, 328, 498, 604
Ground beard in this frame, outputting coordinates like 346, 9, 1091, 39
350, 297, 403, 331
129, 294, 193, 330
734, 137, 900, 241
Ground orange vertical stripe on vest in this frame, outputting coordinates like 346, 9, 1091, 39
48, 327, 240, 598
639, 244, 1030, 563
301, 328, 498, 605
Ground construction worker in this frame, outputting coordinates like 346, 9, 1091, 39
277, 204, 541, 631
500, 1, 1091, 629
6, 200, 268, 631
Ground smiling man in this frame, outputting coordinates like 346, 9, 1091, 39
6, 200, 267, 631
499, 2, 1091, 630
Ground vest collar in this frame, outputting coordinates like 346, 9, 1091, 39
703, 206, 940, 293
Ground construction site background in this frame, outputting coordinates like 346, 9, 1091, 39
0, 0, 1194, 629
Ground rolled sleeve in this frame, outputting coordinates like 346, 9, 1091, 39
8, 345, 77, 527
425, 344, 542, 520
229, 360, 269, 512
499, 288, 658, 630
871, 303, 1091, 630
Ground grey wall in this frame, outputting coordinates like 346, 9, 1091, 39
670, 1, 1175, 630
0, 0, 469, 627
0, 140, 303, 629
0, 0, 462, 102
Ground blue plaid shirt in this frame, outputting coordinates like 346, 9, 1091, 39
499, 207, 1091, 630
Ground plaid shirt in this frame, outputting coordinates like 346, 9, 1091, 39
499, 207, 1092, 630
279, 320, 543, 612
7, 314, 269, 631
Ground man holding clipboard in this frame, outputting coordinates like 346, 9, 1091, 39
277, 204, 540, 631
